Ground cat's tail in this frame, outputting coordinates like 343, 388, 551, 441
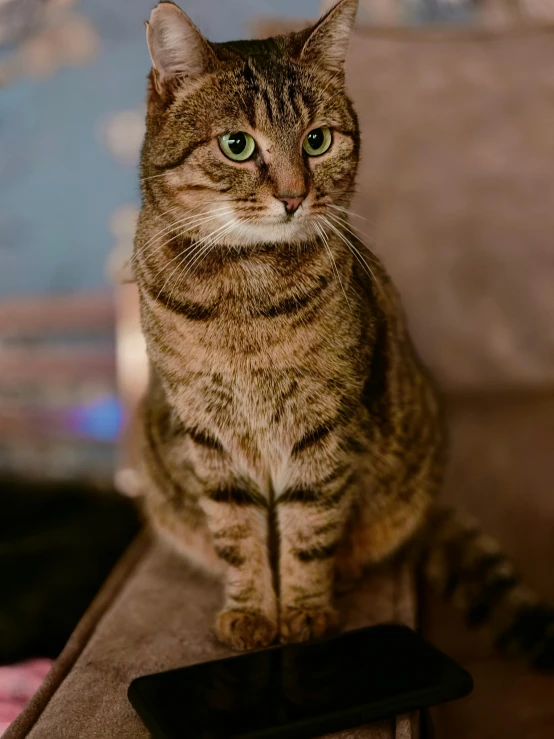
416, 504, 554, 670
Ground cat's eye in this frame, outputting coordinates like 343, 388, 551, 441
218, 132, 256, 162
303, 127, 332, 157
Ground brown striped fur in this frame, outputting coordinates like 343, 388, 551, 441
133, 0, 554, 663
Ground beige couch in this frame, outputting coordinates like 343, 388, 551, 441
8, 19, 554, 739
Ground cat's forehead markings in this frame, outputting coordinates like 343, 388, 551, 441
263, 83, 308, 128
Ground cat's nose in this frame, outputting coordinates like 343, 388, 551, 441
278, 194, 306, 215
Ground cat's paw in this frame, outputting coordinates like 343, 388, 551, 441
280, 605, 339, 644
216, 609, 278, 651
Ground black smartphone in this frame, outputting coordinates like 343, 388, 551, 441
128, 623, 473, 739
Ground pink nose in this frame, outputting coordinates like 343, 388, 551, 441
278, 195, 306, 215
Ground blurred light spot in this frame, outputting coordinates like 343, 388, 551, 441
99, 109, 145, 166
0, 7, 99, 85
105, 203, 139, 283
66, 395, 124, 441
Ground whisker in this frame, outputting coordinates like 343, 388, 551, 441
192, 214, 256, 266
152, 210, 234, 291
324, 212, 379, 259
167, 215, 254, 304
133, 207, 232, 264
314, 222, 352, 311
140, 172, 169, 183
156, 241, 200, 303
145, 206, 231, 250
142, 211, 232, 301
178, 217, 242, 280
133, 211, 206, 261
318, 215, 383, 296
328, 203, 372, 225
320, 188, 358, 197
168, 243, 214, 306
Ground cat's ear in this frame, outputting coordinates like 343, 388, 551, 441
146, 2, 215, 93
300, 0, 358, 74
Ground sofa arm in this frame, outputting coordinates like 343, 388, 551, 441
6, 531, 419, 739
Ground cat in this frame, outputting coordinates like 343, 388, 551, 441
132, 0, 554, 665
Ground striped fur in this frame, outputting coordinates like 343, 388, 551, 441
133, 0, 554, 662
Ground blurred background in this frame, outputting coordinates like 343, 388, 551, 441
1, 0, 554, 735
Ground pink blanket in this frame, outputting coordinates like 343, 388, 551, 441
0, 659, 52, 735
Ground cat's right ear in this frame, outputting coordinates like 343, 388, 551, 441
146, 1, 215, 96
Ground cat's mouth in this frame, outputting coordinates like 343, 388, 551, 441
213, 210, 318, 247
279, 211, 303, 225
260, 210, 316, 231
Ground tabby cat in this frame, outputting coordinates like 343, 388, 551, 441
133, 0, 554, 665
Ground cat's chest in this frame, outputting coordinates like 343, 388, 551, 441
167, 347, 337, 437
148, 296, 346, 390
181, 363, 346, 492
145, 294, 362, 477
158, 319, 348, 440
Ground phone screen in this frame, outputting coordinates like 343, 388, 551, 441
128, 624, 472, 739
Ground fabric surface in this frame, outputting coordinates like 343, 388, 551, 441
6, 537, 418, 739
426, 393, 554, 738
3, 534, 149, 739
347, 27, 554, 393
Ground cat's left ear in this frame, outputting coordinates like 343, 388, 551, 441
300, 0, 358, 74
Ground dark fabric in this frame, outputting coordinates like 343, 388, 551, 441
0, 479, 139, 664
3, 534, 150, 739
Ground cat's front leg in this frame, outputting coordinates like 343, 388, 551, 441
200, 483, 277, 650
277, 465, 355, 643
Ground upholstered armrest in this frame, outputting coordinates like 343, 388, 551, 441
6, 533, 419, 739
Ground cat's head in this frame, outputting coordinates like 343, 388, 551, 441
141, 0, 359, 249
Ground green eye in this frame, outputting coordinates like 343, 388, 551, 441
303, 127, 332, 157
218, 132, 256, 161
